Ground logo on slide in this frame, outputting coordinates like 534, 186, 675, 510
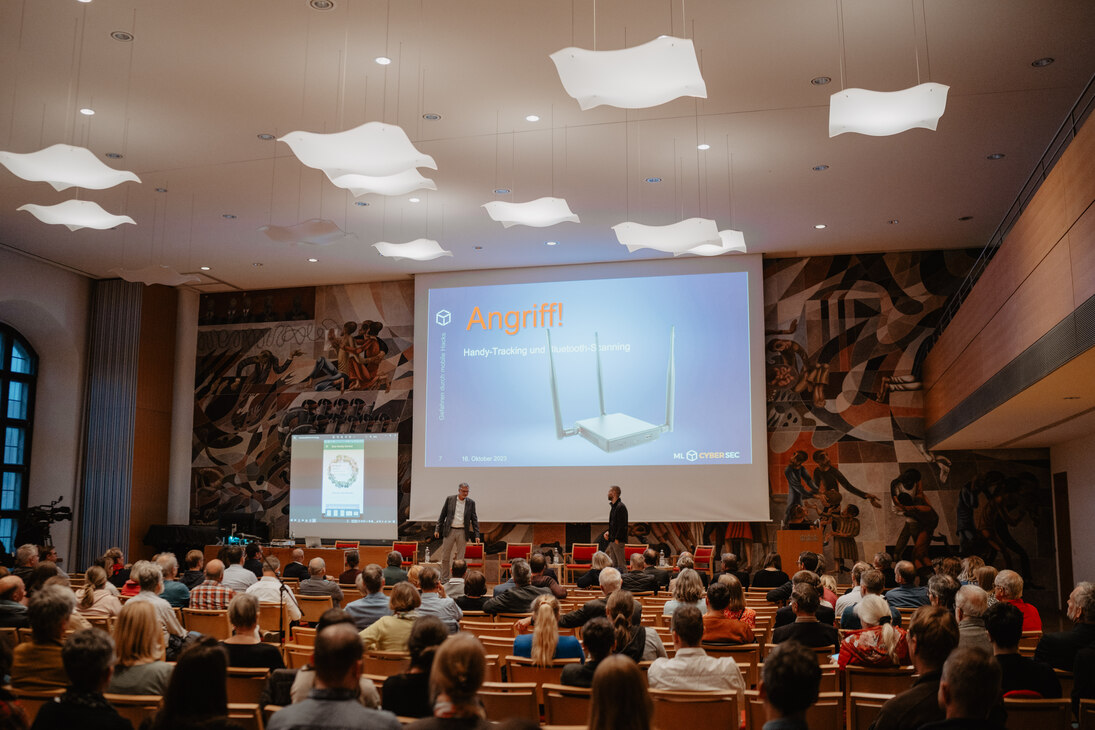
685, 450, 699, 462
326, 454, 359, 489
436, 309, 451, 326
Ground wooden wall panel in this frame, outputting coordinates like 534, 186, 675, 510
1062, 119, 1095, 224
1070, 203, 1095, 308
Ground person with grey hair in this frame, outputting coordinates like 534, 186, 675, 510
415, 566, 462, 633
126, 559, 186, 650
300, 557, 344, 603
155, 553, 191, 609
924, 647, 1004, 728
771, 584, 839, 648
12, 543, 39, 583
433, 482, 480, 583
992, 569, 1041, 632
621, 551, 660, 593
221, 593, 285, 670
576, 550, 613, 589
482, 559, 550, 614
11, 584, 75, 689
955, 585, 992, 655
31, 629, 131, 729
492, 557, 527, 596
1035, 580, 1095, 670
928, 573, 960, 613
540, 565, 641, 630
834, 561, 872, 619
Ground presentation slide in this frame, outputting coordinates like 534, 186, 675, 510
411, 257, 769, 524
289, 433, 398, 540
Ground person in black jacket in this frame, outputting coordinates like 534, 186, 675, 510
765, 550, 820, 604
383, 616, 449, 718
985, 602, 1060, 698
604, 486, 628, 568
434, 482, 480, 583
482, 560, 549, 614
771, 584, 839, 649
1034, 580, 1095, 670
32, 629, 131, 730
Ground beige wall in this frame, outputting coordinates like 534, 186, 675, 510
1051, 432, 1095, 584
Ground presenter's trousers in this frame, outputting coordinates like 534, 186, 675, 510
438, 528, 466, 582
607, 540, 626, 569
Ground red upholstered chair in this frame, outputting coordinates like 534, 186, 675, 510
693, 545, 715, 575
334, 540, 359, 549
500, 543, 532, 579
624, 544, 647, 563
565, 543, 598, 583
463, 542, 484, 569
392, 541, 418, 567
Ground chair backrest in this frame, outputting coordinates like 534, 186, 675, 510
701, 643, 760, 687
463, 543, 485, 563
1080, 698, 1095, 730
258, 601, 290, 635
504, 543, 532, 562
568, 544, 597, 564
296, 594, 334, 623
104, 693, 162, 726
624, 544, 647, 562
11, 688, 64, 725
506, 656, 582, 703
227, 702, 264, 730
649, 688, 737, 729
339, 587, 362, 608
392, 541, 418, 565
182, 608, 231, 639
744, 690, 841, 730
693, 545, 715, 572
461, 620, 515, 638
226, 667, 269, 704
291, 625, 317, 645
844, 665, 916, 697
1002, 697, 1071, 729
1056, 669, 1075, 701
846, 692, 895, 730
1018, 630, 1043, 657
334, 541, 359, 549
543, 683, 592, 726
479, 681, 540, 723
363, 650, 410, 677
283, 642, 313, 669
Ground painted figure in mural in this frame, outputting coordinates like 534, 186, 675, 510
783, 450, 819, 526
812, 450, 883, 511
979, 477, 1038, 585
957, 472, 998, 556
767, 338, 829, 407
830, 504, 860, 572
890, 468, 938, 578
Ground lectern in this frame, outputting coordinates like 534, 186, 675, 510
776, 528, 823, 575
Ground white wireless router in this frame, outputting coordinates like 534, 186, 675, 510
546, 327, 675, 453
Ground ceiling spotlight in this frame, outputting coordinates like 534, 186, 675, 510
104, 152, 123, 159
474, 245, 483, 250
422, 113, 441, 120
257, 133, 275, 140
1031, 57, 1055, 68
200, 266, 210, 271
986, 153, 1006, 160
354, 201, 370, 207
525, 115, 541, 122
222, 214, 237, 219
307, 258, 318, 263
697, 143, 710, 150
958, 215, 974, 221
812, 164, 829, 171
887, 219, 899, 224
155, 187, 167, 193
110, 30, 133, 42
814, 224, 827, 229
309, 0, 334, 9
493, 188, 511, 195
545, 241, 558, 246
251, 262, 263, 267
408, 197, 421, 203
79, 108, 95, 116
375, 56, 392, 65
77, 0, 92, 3
644, 177, 662, 183
811, 76, 831, 86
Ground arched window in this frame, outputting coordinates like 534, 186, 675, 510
0, 325, 36, 553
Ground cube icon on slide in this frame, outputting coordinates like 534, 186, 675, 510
436, 309, 451, 326
686, 450, 698, 462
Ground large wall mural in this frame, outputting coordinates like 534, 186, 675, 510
190, 252, 1055, 599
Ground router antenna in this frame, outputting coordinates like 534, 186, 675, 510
665, 326, 676, 431
594, 332, 606, 416
546, 329, 567, 439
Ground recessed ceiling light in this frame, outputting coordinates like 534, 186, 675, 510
375, 56, 392, 66
545, 241, 557, 246
986, 153, 1006, 160
252, 262, 263, 267
222, 214, 237, 219
309, 0, 334, 9
958, 215, 974, 221
77, 0, 92, 3
422, 113, 441, 120
307, 258, 318, 263
474, 245, 483, 250
408, 197, 421, 203
110, 30, 133, 42
200, 266, 210, 271
811, 76, 831, 86
525, 115, 541, 122
644, 177, 662, 183
79, 108, 95, 116
814, 224, 827, 229
887, 219, 899, 225
493, 188, 511, 195
104, 152, 123, 159
354, 201, 370, 207
1031, 57, 1055, 68
697, 143, 710, 151
155, 187, 167, 193
257, 133, 275, 140
812, 164, 829, 171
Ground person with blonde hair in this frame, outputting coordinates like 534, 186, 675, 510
220, 593, 285, 670
512, 594, 584, 666
838, 594, 910, 669
360, 581, 420, 652
717, 573, 757, 627
576, 551, 613, 589
108, 599, 173, 695
608, 590, 666, 662
74, 564, 123, 618
958, 556, 985, 585
407, 632, 489, 729
662, 567, 707, 618
588, 654, 652, 730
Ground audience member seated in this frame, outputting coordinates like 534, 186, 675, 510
245, 555, 302, 622
189, 558, 235, 611
819, 573, 840, 607
716, 573, 757, 627
346, 563, 390, 630
621, 552, 660, 593
147, 637, 237, 730
641, 548, 671, 590
752, 552, 790, 589
528, 553, 567, 598
282, 549, 310, 582
291, 608, 381, 707
667, 552, 709, 592
992, 569, 1040, 632
24, 561, 60, 599
75, 565, 122, 619
220, 545, 257, 593
609, 590, 666, 662
180, 549, 205, 590
442, 559, 467, 599
842, 569, 901, 629
453, 570, 488, 612
383, 616, 448, 718
244, 543, 264, 580
958, 557, 985, 586
955, 585, 992, 655
765, 551, 820, 604
554, 567, 640, 630
416, 566, 462, 633
382, 550, 408, 586
774, 571, 836, 628
703, 582, 755, 644
712, 552, 751, 589
270, 623, 402, 730
1073, 644, 1095, 716
561, 616, 614, 688
360, 581, 420, 652
513, 594, 584, 664
338, 549, 361, 585
759, 641, 822, 730
1034, 580, 1095, 670
11, 544, 38, 585
108, 600, 173, 696
405, 632, 489, 730
662, 567, 707, 621
874, 551, 898, 590
772, 583, 839, 649
299, 558, 344, 604
835, 561, 872, 619
649, 604, 746, 695
886, 561, 930, 609
11, 584, 75, 690
587, 654, 652, 730
103, 547, 130, 589
921, 647, 1005, 730
155, 553, 190, 609
482, 560, 549, 615
31, 629, 130, 730
220, 593, 285, 671
125, 560, 186, 656
871, 606, 960, 730
0, 575, 29, 628
974, 566, 998, 607
837, 594, 909, 669
576, 551, 612, 589
984, 601, 1059, 698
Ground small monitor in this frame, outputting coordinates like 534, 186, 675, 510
305, 536, 322, 548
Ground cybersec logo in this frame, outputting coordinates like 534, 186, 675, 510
435, 309, 451, 326
686, 450, 698, 462
674, 449, 741, 461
